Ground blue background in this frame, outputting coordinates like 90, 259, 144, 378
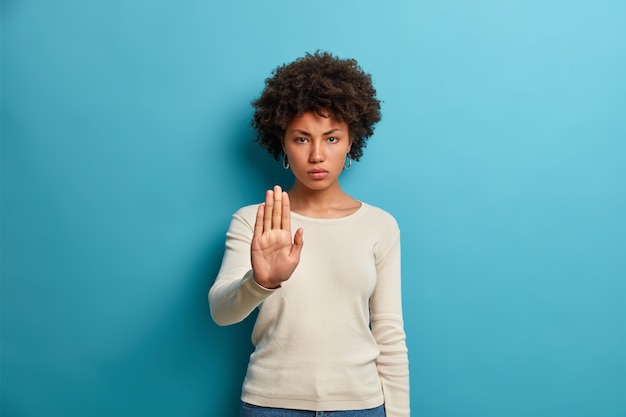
2, 1, 625, 416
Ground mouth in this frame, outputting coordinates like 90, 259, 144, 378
307, 169, 328, 180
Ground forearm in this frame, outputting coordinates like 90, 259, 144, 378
208, 269, 276, 326
375, 319, 410, 417
371, 227, 409, 416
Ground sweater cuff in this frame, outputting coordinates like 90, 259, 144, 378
241, 270, 279, 298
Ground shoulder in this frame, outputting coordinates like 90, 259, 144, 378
229, 204, 260, 229
360, 203, 400, 230
233, 203, 260, 219
358, 204, 401, 256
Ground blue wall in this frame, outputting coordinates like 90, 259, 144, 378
2, 1, 625, 416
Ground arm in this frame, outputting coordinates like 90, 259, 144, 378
371, 228, 410, 417
208, 210, 273, 326
208, 186, 303, 326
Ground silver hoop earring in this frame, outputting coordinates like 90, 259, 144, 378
282, 153, 290, 169
344, 154, 352, 170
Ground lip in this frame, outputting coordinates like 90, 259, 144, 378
307, 169, 328, 180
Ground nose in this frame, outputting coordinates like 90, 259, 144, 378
309, 141, 324, 163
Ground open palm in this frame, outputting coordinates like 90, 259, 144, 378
251, 186, 303, 289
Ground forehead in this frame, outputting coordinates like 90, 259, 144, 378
286, 110, 347, 132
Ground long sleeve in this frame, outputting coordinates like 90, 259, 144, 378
208, 206, 276, 326
371, 228, 410, 417
209, 203, 410, 413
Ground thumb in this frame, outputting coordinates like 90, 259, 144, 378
291, 228, 304, 257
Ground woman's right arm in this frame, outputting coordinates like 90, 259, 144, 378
208, 207, 275, 326
208, 186, 303, 326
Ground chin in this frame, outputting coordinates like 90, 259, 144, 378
298, 180, 333, 192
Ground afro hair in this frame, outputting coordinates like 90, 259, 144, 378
251, 51, 382, 161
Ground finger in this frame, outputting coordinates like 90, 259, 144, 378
253, 204, 264, 239
282, 191, 291, 232
291, 227, 304, 259
263, 189, 273, 232
272, 185, 282, 229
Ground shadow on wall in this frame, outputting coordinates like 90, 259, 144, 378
230, 109, 294, 194
242, 142, 294, 192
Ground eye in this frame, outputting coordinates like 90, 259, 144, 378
328, 136, 339, 143
295, 137, 308, 143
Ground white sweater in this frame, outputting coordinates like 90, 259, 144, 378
209, 203, 410, 416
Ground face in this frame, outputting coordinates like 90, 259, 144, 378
283, 111, 351, 193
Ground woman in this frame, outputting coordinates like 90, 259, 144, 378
209, 51, 409, 417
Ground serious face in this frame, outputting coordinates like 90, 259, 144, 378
283, 111, 352, 193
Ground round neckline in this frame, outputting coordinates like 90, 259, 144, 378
289, 202, 366, 223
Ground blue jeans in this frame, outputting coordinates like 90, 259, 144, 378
240, 402, 386, 417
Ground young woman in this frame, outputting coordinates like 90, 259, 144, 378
209, 51, 409, 417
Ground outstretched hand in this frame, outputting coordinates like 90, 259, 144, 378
251, 185, 304, 289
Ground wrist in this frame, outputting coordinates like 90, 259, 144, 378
252, 272, 281, 290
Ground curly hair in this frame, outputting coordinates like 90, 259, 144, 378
251, 51, 381, 161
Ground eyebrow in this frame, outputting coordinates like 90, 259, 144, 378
291, 128, 343, 136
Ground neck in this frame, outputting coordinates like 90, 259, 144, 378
287, 182, 360, 218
